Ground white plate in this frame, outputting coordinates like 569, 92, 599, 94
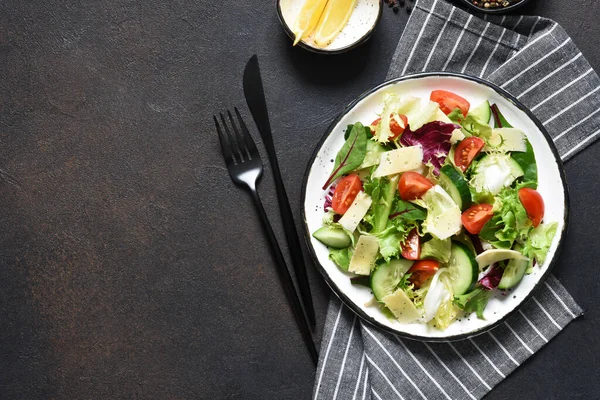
302, 73, 569, 340
277, 0, 382, 54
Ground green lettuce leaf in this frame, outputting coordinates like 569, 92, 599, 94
447, 107, 464, 124
453, 287, 493, 319
329, 247, 353, 271
479, 187, 532, 248
420, 237, 451, 263
364, 175, 401, 233
523, 222, 558, 266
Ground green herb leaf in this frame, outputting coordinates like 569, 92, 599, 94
323, 123, 368, 190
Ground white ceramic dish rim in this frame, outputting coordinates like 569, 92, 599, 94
276, 0, 383, 54
301, 72, 569, 341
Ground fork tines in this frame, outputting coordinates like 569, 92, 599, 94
214, 107, 258, 165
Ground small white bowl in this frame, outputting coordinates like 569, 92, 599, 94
277, 0, 383, 54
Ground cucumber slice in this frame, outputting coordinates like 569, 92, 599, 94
312, 226, 351, 248
498, 245, 528, 289
468, 100, 491, 124
438, 165, 472, 211
471, 154, 524, 195
370, 259, 414, 301
447, 241, 478, 295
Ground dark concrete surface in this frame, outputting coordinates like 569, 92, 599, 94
0, 1, 599, 399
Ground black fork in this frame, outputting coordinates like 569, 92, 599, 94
213, 108, 318, 365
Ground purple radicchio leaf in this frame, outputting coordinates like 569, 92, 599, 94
400, 121, 459, 175
479, 263, 504, 290
323, 183, 337, 211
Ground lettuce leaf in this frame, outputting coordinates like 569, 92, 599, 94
479, 187, 532, 248
374, 94, 439, 143
433, 272, 460, 329
363, 175, 400, 233
400, 121, 457, 175
523, 222, 558, 266
453, 287, 493, 319
375, 223, 417, 261
329, 247, 353, 271
421, 237, 451, 263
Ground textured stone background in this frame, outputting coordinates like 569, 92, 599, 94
1, 0, 599, 399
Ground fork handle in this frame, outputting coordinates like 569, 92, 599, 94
249, 188, 319, 365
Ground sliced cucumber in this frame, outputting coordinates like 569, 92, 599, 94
312, 226, 351, 248
468, 100, 491, 124
447, 241, 478, 295
498, 245, 528, 289
471, 154, 524, 195
438, 165, 472, 211
370, 259, 414, 301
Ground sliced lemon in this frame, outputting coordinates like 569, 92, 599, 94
313, 0, 357, 48
292, 0, 330, 46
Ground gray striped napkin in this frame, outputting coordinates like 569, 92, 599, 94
313, 0, 600, 398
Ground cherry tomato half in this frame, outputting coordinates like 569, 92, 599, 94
401, 228, 420, 260
407, 260, 440, 288
454, 137, 485, 172
370, 113, 409, 139
461, 204, 494, 235
398, 172, 434, 201
430, 90, 470, 117
518, 188, 545, 227
331, 174, 363, 215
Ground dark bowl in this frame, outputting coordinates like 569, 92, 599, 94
276, 0, 383, 55
458, 0, 531, 14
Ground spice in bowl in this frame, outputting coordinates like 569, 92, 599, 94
471, 0, 521, 9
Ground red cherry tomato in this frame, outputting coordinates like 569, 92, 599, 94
518, 188, 545, 227
407, 260, 440, 288
461, 204, 494, 234
401, 228, 420, 260
454, 137, 485, 172
430, 90, 470, 117
331, 174, 363, 215
398, 172, 434, 201
370, 113, 409, 139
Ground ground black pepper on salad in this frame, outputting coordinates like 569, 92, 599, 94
312, 89, 557, 330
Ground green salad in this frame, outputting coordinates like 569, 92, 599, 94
313, 89, 557, 329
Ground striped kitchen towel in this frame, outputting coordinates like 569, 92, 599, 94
313, 0, 600, 399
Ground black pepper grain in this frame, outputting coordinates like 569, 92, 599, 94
472, 0, 521, 8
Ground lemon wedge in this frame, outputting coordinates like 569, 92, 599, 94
313, 0, 357, 48
292, 0, 330, 46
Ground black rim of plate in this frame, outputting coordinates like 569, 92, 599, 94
458, 0, 531, 14
276, 0, 383, 55
301, 71, 570, 342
